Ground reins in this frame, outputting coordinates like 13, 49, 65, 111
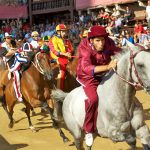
31, 52, 44, 75
113, 46, 148, 92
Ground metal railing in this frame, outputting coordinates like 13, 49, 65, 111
32, 0, 72, 11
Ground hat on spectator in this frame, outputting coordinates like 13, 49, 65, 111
4, 32, 12, 38
88, 25, 109, 39
22, 42, 33, 52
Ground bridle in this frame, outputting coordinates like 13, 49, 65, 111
113, 47, 150, 92
31, 52, 44, 75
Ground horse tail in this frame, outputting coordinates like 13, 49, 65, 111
51, 89, 68, 102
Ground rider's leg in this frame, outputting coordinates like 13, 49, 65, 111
57, 62, 67, 90
83, 80, 100, 147
13, 70, 23, 101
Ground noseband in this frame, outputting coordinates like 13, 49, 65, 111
114, 47, 149, 92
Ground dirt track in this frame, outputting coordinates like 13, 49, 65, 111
0, 91, 150, 150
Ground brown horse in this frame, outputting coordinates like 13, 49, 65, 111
49, 54, 80, 122
2, 52, 70, 140
2, 52, 54, 129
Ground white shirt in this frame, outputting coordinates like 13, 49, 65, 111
30, 40, 39, 49
1, 42, 12, 61
146, 6, 150, 19
2, 42, 10, 51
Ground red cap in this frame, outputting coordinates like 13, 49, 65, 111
88, 25, 109, 39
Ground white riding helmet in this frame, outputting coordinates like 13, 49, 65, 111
22, 42, 33, 52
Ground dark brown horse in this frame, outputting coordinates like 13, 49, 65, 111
50, 54, 80, 122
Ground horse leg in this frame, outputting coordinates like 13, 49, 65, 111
131, 98, 150, 150
7, 101, 15, 128
74, 131, 85, 150
24, 103, 37, 132
31, 107, 36, 116
135, 125, 150, 150
45, 104, 69, 143
0, 96, 11, 119
86, 146, 92, 150
125, 134, 136, 150
56, 128, 69, 143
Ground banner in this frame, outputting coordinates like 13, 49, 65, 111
0, 5, 28, 19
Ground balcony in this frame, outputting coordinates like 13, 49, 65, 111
32, 0, 73, 15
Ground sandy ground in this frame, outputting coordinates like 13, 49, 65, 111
0, 91, 150, 150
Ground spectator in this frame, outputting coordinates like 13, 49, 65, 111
146, 0, 150, 29
112, 16, 122, 36
112, 8, 120, 18
106, 19, 115, 35
134, 22, 146, 43
124, 6, 133, 25
137, 32, 147, 45
97, 9, 105, 25
126, 33, 134, 44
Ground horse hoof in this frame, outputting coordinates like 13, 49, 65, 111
21, 107, 26, 113
32, 111, 36, 116
29, 126, 37, 133
32, 129, 37, 133
8, 123, 13, 128
41, 108, 47, 114
143, 144, 150, 150
63, 137, 70, 143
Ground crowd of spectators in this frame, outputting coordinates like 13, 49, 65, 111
0, 2, 150, 50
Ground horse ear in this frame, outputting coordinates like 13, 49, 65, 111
125, 39, 139, 51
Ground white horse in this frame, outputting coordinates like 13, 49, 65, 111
52, 42, 150, 150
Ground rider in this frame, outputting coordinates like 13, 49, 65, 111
2, 33, 12, 50
40, 36, 50, 55
9, 42, 33, 102
76, 25, 121, 147
49, 24, 73, 90
30, 31, 40, 52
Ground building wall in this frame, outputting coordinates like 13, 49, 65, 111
76, 0, 137, 10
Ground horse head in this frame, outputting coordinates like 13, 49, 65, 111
33, 52, 52, 80
125, 40, 150, 93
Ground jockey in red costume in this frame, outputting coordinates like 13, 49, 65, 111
76, 25, 121, 147
49, 24, 73, 90
9, 42, 32, 102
